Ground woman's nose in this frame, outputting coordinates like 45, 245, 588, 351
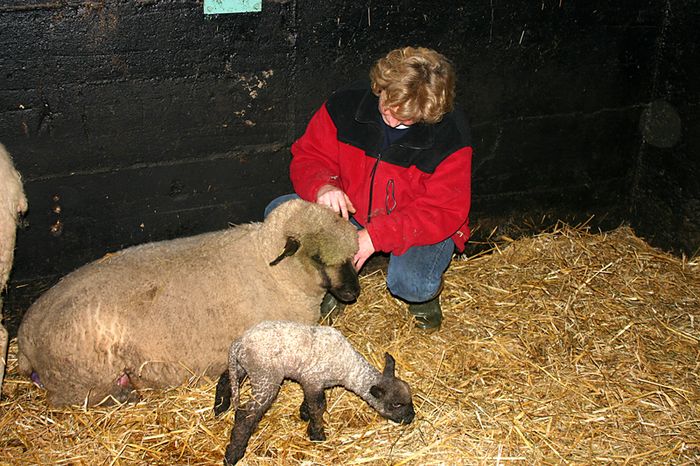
382, 110, 400, 127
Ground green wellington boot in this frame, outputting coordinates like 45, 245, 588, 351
320, 293, 346, 324
408, 296, 443, 330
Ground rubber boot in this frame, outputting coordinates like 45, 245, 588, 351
320, 293, 345, 324
408, 296, 442, 330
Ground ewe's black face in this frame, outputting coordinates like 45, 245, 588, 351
269, 235, 361, 301
319, 258, 360, 301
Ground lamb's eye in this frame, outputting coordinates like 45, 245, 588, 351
391, 402, 404, 409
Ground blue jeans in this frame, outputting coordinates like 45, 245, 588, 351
264, 194, 454, 303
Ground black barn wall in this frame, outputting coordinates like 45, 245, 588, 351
630, 2, 700, 257
1, 0, 698, 336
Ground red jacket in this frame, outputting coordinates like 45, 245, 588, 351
290, 81, 472, 256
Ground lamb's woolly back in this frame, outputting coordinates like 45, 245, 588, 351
233, 321, 380, 397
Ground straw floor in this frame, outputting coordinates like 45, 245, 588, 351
1, 225, 698, 465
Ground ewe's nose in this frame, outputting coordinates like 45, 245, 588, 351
331, 260, 361, 301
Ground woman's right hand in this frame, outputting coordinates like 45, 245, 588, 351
316, 184, 356, 220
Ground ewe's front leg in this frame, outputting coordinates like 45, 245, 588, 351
300, 387, 327, 441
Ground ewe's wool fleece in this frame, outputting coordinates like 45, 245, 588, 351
17, 200, 359, 407
0, 142, 27, 400
0, 143, 27, 288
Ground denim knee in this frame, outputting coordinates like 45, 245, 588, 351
385, 239, 454, 303
386, 275, 442, 303
264, 193, 300, 218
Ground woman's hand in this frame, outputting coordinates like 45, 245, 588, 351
316, 184, 356, 220
353, 229, 375, 270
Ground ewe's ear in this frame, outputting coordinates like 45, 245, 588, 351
269, 237, 301, 266
370, 385, 385, 399
383, 353, 396, 378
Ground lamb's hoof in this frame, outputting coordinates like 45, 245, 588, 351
224, 445, 244, 465
299, 402, 310, 421
214, 401, 230, 417
307, 425, 326, 442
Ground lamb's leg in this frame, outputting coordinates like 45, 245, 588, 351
214, 370, 231, 415
300, 387, 327, 441
224, 381, 279, 466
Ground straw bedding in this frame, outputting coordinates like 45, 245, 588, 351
1, 225, 698, 465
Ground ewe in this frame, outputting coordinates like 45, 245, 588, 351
18, 199, 360, 406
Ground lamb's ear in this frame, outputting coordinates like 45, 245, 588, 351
383, 353, 396, 378
370, 384, 385, 399
269, 237, 301, 266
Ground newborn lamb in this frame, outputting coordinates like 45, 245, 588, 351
213, 320, 415, 465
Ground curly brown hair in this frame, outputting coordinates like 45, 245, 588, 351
369, 46, 456, 124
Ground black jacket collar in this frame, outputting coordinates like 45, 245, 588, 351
354, 89, 436, 150
326, 81, 471, 174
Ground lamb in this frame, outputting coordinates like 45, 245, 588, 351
0, 143, 28, 398
17, 199, 361, 407
213, 320, 415, 466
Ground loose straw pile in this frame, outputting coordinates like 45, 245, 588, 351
1, 225, 698, 465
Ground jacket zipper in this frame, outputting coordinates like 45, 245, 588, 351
366, 152, 382, 224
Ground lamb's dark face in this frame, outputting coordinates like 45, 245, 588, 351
369, 353, 415, 424
370, 377, 415, 424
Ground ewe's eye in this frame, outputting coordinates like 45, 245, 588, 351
310, 254, 323, 265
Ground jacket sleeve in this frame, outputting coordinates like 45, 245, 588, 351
365, 146, 472, 255
290, 103, 343, 202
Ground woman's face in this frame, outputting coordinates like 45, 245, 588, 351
378, 92, 414, 128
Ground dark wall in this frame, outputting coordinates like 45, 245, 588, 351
1, 0, 698, 334
630, 1, 700, 256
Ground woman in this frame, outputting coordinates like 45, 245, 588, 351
267, 46, 472, 330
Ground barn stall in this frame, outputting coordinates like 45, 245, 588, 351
1, 0, 699, 464
1, 225, 697, 464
